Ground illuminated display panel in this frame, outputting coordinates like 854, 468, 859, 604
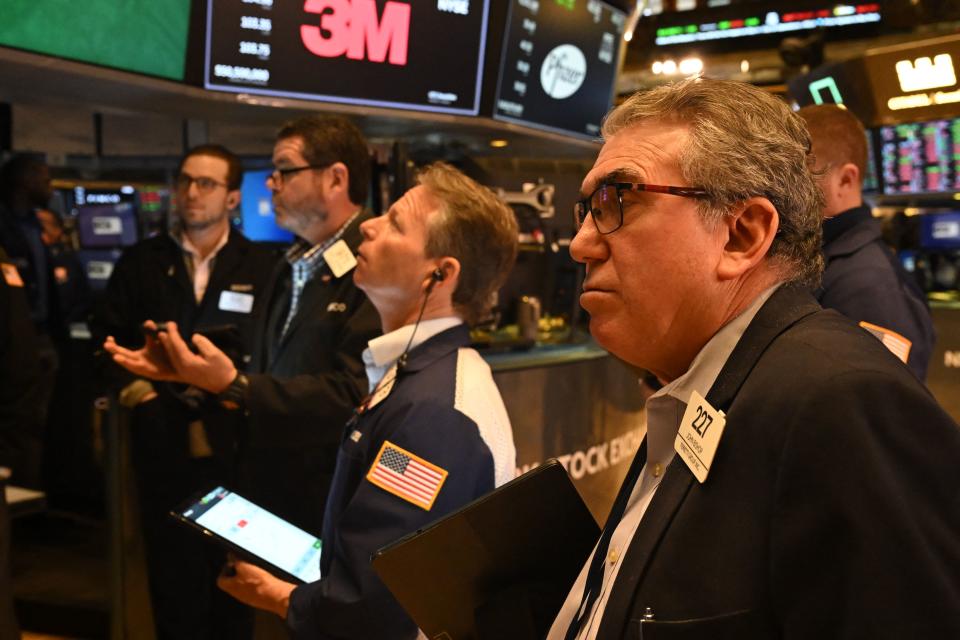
237, 169, 294, 244
493, 0, 626, 139
0, 0, 190, 81
204, 0, 489, 115
879, 119, 960, 195
653, 3, 881, 46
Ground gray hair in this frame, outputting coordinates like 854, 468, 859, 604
602, 77, 824, 288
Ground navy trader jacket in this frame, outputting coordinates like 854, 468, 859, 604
286, 324, 516, 640
239, 212, 380, 535
818, 204, 935, 380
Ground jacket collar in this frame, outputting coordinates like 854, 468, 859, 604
596, 285, 821, 640
270, 211, 371, 352
396, 324, 471, 374
822, 205, 879, 259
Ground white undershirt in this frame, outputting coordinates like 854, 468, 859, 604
180, 228, 230, 304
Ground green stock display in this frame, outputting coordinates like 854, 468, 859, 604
0, 0, 191, 81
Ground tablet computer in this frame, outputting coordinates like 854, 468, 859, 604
170, 486, 322, 584
371, 460, 600, 639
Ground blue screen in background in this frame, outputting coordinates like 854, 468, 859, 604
237, 170, 294, 244
920, 212, 960, 250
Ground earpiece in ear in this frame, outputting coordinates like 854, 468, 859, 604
431, 268, 445, 282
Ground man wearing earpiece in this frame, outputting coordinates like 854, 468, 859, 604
215, 162, 519, 639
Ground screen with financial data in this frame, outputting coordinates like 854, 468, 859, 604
876, 118, 960, 195
879, 119, 960, 195
204, 0, 489, 115
492, 0, 626, 139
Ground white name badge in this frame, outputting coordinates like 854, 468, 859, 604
323, 240, 357, 278
674, 390, 727, 483
219, 290, 254, 314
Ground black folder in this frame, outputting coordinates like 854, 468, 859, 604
371, 459, 600, 640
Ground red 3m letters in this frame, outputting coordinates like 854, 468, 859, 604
301, 0, 410, 66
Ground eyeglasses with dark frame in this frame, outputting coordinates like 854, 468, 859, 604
175, 173, 228, 194
268, 164, 330, 187
574, 182, 710, 235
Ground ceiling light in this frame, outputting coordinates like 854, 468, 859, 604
489, 139, 509, 148
679, 57, 703, 75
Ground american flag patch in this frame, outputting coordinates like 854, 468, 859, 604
366, 441, 448, 511
859, 321, 912, 364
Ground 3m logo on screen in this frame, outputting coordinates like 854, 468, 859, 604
301, 0, 412, 66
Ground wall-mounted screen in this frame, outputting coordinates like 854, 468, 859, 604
879, 119, 960, 195
653, 2, 881, 46
205, 0, 489, 115
0, 1, 190, 81
920, 212, 960, 250
236, 170, 294, 244
493, 0, 625, 139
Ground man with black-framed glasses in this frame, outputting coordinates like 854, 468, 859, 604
547, 78, 960, 640
105, 116, 380, 556
93, 143, 276, 639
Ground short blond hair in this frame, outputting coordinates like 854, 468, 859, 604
796, 104, 868, 178
418, 163, 518, 324
603, 78, 825, 289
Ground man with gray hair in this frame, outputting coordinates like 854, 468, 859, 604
549, 78, 960, 639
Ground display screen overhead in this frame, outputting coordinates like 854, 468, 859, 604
494, 0, 626, 139
205, 0, 490, 115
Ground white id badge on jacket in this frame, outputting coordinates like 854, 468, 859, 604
218, 290, 254, 313
323, 240, 357, 278
675, 390, 727, 483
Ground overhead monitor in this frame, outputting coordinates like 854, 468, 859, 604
0, 0, 190, 81
492, 0, 626, 139
878, 118, 960, 196
652, 2, 881, 47
237, 169, 294, 244
204, 0, 490, 115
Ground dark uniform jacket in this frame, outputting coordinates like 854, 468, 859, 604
92, 228, 276, 461
592, 286, 960, 640
286, 325, 508, 640
239, 212, 380, 535
818, 205, 935, 380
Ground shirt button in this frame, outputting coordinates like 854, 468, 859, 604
607, 548, 619, 565
652, 463, 663, 478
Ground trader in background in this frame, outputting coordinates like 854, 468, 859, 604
105, 115, 380, 544
798, 104, 935, 380
549, 78, 959, 640
93, 144, 276, 640
111, 162, 519, 639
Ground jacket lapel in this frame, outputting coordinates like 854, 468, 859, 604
156, 236, 194, 311
198, 230, 244, 317
595, 286, 821, 640
268, 212, 370, 362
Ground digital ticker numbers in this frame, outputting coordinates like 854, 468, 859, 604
205, 0, 490, 115
494, 0, 625, 138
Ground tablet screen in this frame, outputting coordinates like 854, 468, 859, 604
178, 486, 322, 584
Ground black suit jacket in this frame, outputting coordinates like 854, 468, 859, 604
240, 212, 381, 534
92, 228, 276, 460
595, 286, 960, 640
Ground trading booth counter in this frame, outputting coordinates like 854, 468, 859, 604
484, 339, 647, 522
